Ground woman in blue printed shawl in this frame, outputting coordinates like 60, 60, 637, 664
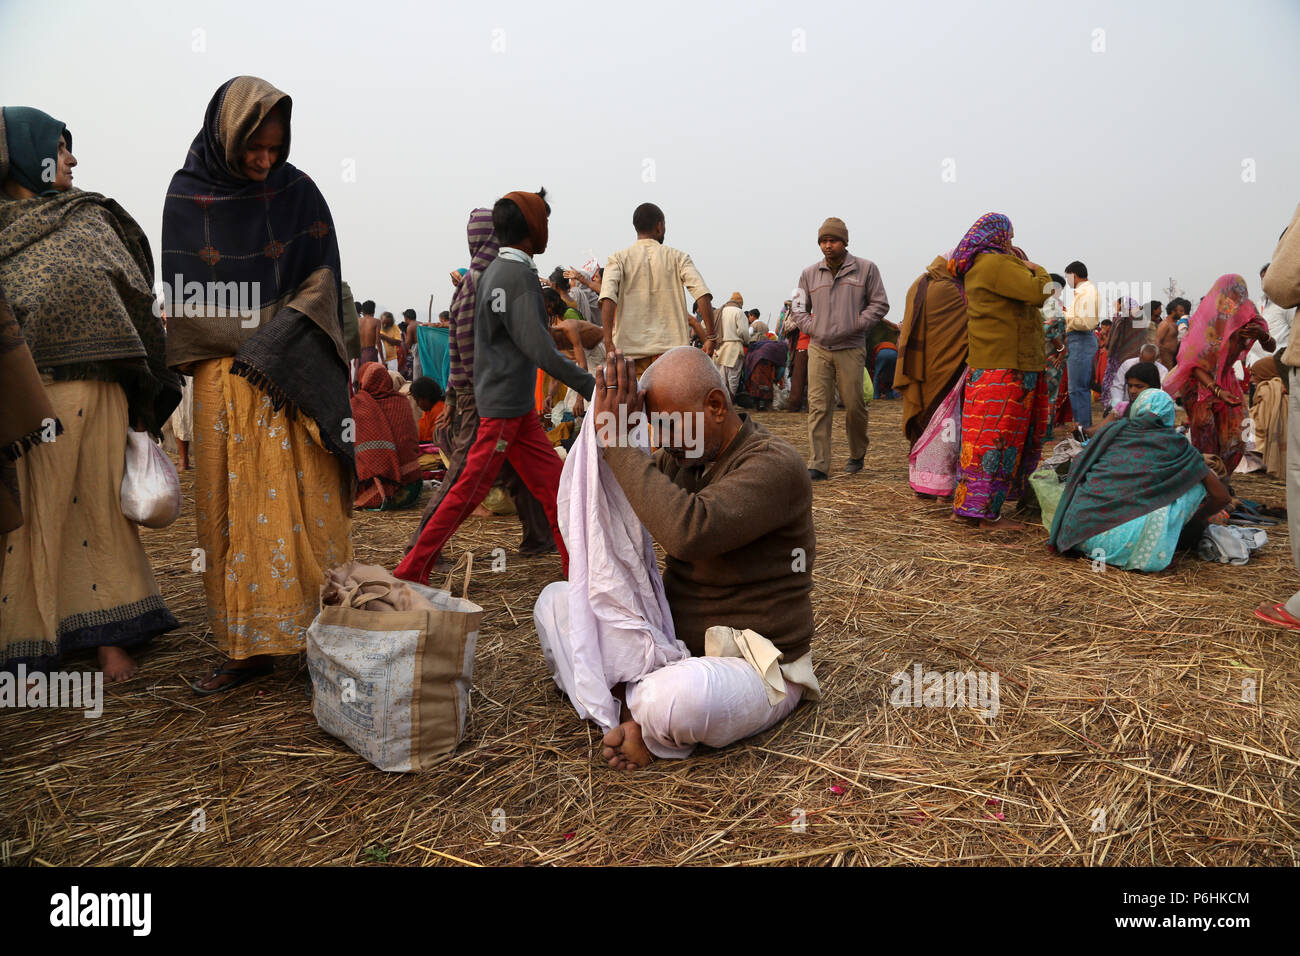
1049, 388, 1229, 572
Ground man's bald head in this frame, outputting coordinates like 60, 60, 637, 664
641, 346, 728, 411
638, 347, 741, 464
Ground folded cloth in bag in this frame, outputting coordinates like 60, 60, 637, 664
307, 557, 482, 771
120, 430, 182, 528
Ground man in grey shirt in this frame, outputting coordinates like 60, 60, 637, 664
395, 187, 594, 585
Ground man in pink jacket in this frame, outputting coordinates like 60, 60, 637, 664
790, 217, 890, 479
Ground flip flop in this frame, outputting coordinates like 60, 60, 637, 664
1252, 602, 1300, 631
191, 659, 275, 696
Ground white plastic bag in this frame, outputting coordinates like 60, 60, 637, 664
120, 430, 182, 528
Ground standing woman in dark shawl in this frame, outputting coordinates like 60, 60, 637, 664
163, 77, 353, 695
0, 107, 181, 681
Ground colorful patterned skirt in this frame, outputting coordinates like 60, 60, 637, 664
953, 368, 1050, 520
1183, 384, 1247, 474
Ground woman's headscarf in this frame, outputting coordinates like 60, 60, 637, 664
1162, 274, 1265, 400
0, 108, 179, 434
1048, 387, 1208, 554
162, 75, 351, 464
948, 213, 1013, 279
0, 107, 68, 197
351, 361, 421, 492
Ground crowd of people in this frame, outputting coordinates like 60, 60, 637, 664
3, 75, 1300, 771
898, 211, 1296, 574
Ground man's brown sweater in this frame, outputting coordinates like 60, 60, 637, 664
601, 414, 815, 660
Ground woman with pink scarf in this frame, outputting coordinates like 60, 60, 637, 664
1162, 274, 1274, 473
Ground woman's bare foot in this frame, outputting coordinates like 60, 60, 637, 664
98, 646, 139, 683
601, 720, 655, 771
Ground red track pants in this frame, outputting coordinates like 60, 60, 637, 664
393, 412, 568, 584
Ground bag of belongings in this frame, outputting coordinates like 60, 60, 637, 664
307, 556, 482, 771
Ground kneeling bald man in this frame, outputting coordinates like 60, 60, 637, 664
587, 346, 820, 769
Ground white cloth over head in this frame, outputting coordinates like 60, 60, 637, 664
534, 408, 688, 731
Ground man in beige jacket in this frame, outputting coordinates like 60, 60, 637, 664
790, 217, 890, 479
713, 292, 751, 396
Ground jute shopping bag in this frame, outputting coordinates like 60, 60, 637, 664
307, 556, 482, 771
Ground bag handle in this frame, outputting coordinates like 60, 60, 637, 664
440, 551, 474, 600
339, 581, 394, 610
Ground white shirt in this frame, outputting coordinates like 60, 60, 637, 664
1110, 356, 1169, 410
1248, 294, 1295, 363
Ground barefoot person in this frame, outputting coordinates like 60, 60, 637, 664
947, 213, 1053, 529
0, 106, 182, 682
163, 77, 353, 694
536, 347, 819, 770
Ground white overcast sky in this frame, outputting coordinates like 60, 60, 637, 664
3, 0, 1298, 324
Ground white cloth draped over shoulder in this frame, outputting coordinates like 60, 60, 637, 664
535, 408, 688, 731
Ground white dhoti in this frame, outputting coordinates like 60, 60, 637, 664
533, 411, 818, 761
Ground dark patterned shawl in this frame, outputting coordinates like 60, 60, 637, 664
1048, 388, 1208, 554
0, 114, 180, 436
162, 76, 351, 464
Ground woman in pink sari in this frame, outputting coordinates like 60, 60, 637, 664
1162, 275, 1273, 473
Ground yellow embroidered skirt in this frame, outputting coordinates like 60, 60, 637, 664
0, 380, 177, 669
192, 357, 352, 659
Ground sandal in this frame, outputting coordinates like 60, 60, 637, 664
1253, 602, 1300, 632
191, 658, 275, 696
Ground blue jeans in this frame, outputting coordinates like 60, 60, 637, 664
1066, 330, 1097, 428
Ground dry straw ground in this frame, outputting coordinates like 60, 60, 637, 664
2, 401, 1297, 866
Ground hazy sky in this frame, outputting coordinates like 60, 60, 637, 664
3, 0, 1298, 325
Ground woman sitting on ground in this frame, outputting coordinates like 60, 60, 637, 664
410, 375, 445, 443
352, 362, 423, 510
1049, 388, 1230, 572
1078, 359, 1164, 438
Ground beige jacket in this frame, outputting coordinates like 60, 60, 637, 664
1266, 202, 1300, 366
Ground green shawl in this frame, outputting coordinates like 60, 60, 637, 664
1048, 388, 1208, 553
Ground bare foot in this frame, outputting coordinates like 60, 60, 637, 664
601, 720, 655, 771
98, 646, 139, 683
